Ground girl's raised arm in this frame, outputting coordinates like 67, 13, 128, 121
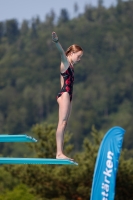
52, 32, 69, 72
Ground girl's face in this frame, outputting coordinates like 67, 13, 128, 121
70, 51, 83, 65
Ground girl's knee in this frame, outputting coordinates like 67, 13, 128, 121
58, 119, 67, 128
62, 119, 67, 128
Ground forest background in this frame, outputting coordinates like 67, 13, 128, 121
0, 0, 133, 199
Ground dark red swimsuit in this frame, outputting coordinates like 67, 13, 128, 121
57, 64, 74, 101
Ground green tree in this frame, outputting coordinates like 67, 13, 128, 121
21, 20, 29, 35
5, 123, 133, 200
45, 10, 56, 28
5, 19, 19, 43
115, 150, 133, 200
0, 22, 4, 39
58, 9, 70, 24
0, 184, 38, 200
0, 166, 19, 193
1, 1, 133, 153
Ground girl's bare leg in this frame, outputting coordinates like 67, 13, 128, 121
56, 92, 73, 160
61, 101, 72, 156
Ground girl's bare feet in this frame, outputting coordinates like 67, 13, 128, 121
56, 153, 74, 161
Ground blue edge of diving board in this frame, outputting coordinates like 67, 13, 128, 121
0, 135, 78, 165
0, 135, 37, 142
0, 158, 78, 165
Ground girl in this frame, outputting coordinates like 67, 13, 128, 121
52, 32, 83, 160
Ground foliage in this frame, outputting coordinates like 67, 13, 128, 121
0, 2, 133, 199
0, 184, 38, 200
115, 150, 133, 200
0, 166, 19, 193
4, 123, 133, 200
0, 0, 133, 158
4, 123, 99, 200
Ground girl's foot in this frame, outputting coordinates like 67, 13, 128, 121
56, 153, 74, 161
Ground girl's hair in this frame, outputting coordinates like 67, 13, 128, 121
65, 44, 83, 56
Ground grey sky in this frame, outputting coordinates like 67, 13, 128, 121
0, 0, 117, 23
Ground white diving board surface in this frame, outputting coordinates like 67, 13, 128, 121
0, 158, 78, 165
0, 135, 37, 142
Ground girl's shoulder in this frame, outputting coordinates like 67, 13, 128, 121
60, 61, 69, 73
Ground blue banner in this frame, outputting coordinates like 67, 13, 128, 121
90, 126, 125, 200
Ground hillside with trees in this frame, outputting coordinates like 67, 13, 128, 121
0, 1, 133, 153
1, 123, 133, 200
0, 1, 133, 199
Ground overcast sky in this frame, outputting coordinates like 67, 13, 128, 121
0, 0, 117, 23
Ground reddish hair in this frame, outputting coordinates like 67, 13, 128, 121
65, 44, 83, 56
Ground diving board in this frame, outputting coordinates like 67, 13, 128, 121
0, 158, 78, 165
0, 135, 37, 142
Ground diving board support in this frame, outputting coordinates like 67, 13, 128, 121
0, 135, 37, 142
0, 158, 78, 165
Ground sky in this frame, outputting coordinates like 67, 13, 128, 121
0, 0, 117, 23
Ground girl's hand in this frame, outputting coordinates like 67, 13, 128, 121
52, 32, 59, 43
